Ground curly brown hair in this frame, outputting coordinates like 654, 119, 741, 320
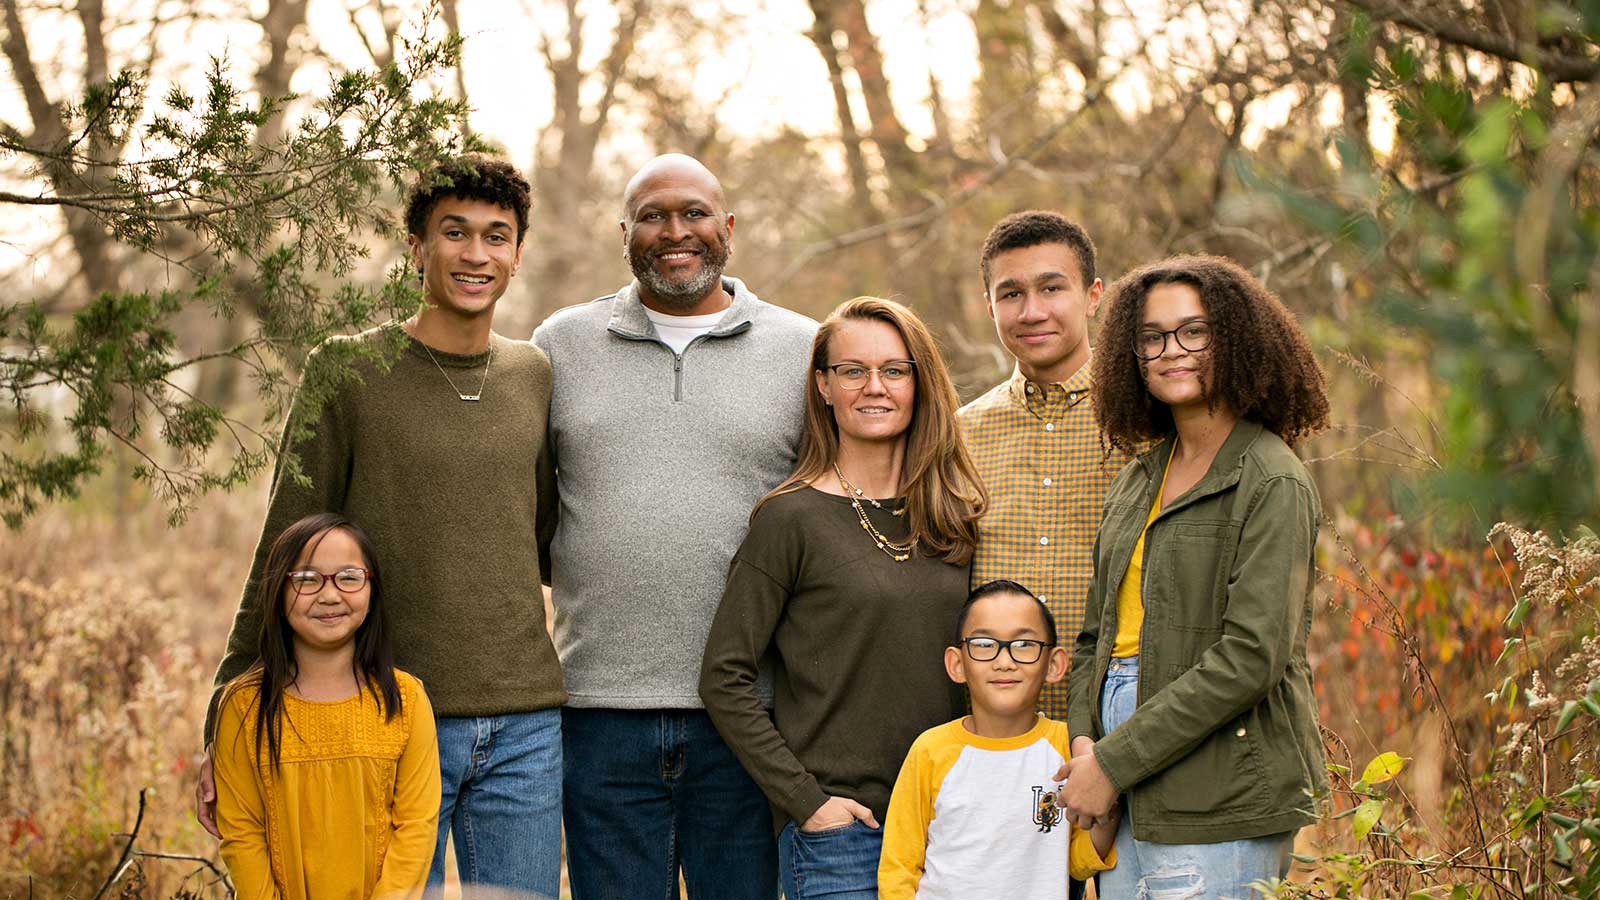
404, 153, 532, 245
1091, 254, 1329, 455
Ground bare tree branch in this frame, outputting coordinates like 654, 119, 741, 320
1344, 0, 1600, 82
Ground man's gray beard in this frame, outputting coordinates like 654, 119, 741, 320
627, 244, 730, 312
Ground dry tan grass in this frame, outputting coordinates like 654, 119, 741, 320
2, 485, 262, 898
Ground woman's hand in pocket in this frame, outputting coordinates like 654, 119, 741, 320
802, 796, 879, 832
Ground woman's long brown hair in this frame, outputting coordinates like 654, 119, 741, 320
754, 296, 987, 565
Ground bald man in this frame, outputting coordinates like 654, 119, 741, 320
533, 155, 817, 899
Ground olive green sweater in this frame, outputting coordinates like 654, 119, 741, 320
699, 487, 969, 833
205, 323, 564, 742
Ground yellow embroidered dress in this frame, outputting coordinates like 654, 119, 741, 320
214, 670, 440, 900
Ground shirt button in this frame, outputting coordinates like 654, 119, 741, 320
1026, 384, 1035, 394
1039, 537, 1049, 546
1069, 392, 1078, 402
1039, 595, 1047, 602
1044, 423, 1055, 432
1235, 727, 1247, 737
1043, 477, 1053, 487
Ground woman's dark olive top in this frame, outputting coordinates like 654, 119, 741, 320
1066, 419, 1328, 844
699, 487, 970, 833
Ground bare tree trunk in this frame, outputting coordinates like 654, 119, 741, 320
1209, 88, 1250, 214
1576, 272, 1600, 506
822, 0, 919, 204
1033, 0, 1099, 85
197, 0, 310, 411
1, 0, 121, 299
915, 0, 951, 155
438, 0, 470, 119
1334, 3, 1370, 158
254, 0, 311, 149
530, 0, 646, 323
973, 0, 1036, 138
808, 4, 875, 216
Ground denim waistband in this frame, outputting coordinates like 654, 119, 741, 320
1107, 655, 1140, 673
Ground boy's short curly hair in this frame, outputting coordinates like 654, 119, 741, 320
978, 210, 1097, 291
1091, 254, 1329, 455
404, 154, 532, 245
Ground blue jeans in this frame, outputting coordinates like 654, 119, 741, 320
1097, 657, 1295, 900
426, 708, 563, 900
562, 707, 778, 900
778, 819, 882, 900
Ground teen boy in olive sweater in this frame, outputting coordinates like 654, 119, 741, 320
195, 155, 567, 899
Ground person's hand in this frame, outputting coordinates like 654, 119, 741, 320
801, 795, 880, 832
1050, 736, 1100, 785
194, 744, 220, 839
1058, 740, 1119, 830
1087, 799, 1122, 858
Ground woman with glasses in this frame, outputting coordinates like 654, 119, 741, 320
700, 296, 986, 900
1055, 255, 1330, 899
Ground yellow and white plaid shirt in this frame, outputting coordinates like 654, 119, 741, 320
958, 361, 1127, 719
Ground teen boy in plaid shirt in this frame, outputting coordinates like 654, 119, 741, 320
958, 211, 1126, 721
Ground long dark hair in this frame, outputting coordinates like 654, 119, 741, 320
224, 513, 400, 769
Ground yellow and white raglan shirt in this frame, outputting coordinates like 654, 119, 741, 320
878, 716, 1115, 900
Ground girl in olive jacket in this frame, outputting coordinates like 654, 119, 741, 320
1057, 255, 1330, 900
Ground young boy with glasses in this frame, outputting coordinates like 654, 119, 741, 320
878, 580, 1119, 899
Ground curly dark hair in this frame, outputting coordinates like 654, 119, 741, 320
1091, 254, 1329, 455
404, 154, 532, 245
978, 210, 1096, 291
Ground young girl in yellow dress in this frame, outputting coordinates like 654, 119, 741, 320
214, 513, 440, 900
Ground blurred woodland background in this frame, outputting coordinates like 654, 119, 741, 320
2, 0, 1600, 897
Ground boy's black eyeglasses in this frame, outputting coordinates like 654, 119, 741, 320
286, 568, 372, 594
957, 637, 1054, 664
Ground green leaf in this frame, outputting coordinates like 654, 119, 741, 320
1506, 597, 1532, 629
1353, 798, 1384, 839
1362, 752, 1408, 784
1557, 700, 1584, 734
1496, 637, 1523, 665
1553, 828, 1574, 866
1559, 779, 1600, 800
1518, 796, 1548, 826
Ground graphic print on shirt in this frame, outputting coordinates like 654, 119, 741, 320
1032, 784, 1063, 833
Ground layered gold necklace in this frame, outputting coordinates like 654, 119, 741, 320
833, 463, 912, 563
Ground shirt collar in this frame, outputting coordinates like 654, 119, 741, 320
607, 277, 755, 340
1005, 356, 1095, 410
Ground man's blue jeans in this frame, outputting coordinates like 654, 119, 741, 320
426, 708, 563, 900
777, 819, 882, 900
562, 707, 778, 900
1096, 657, 1296, 900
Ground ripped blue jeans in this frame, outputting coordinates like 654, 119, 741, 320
1096, 657, 1295, 900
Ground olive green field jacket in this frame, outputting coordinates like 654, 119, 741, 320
1065, 419, 1329, 843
